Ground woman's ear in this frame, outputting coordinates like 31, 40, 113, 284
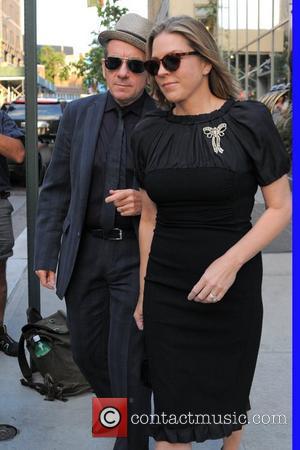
203, 62, 212, 76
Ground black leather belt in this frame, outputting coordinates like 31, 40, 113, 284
86, 227, 135, 240
0, 191, 10, 199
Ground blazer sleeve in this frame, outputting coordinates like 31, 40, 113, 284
34, 102, 74, 271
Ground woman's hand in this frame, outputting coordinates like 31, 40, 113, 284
134, 295, 144, 330
187, 255, 242, 303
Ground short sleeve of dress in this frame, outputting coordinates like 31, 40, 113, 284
228, 100, 290, 186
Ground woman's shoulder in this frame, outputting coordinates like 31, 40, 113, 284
132, 109, 168, 142
228, 99, 272, 127
137, 109, 168, 128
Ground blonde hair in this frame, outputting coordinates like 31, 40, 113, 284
147, 15, 239, 108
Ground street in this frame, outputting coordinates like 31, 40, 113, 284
10, 185, 27, 241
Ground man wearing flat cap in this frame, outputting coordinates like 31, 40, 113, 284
34, 13, 155, 450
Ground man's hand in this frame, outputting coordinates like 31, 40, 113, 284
105, 189, 142, 216
35, 270, 56, 290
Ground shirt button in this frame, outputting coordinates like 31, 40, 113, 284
77, 232, 81, 237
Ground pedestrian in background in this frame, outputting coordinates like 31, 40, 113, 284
34, 13, 156, 450
133, 15, 291, 450
0, 110, 25, 356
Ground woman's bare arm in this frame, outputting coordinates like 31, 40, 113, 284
134, 189, 157, 329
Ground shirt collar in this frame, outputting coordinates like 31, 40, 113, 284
105, 90, 147, 116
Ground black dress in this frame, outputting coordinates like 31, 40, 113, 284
132, 99, 290, 443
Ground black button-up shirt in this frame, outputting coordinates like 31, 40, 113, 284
85, 90, 147, 229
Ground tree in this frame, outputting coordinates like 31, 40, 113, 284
196, 0, 217, 37
72, 0, 128, 91
38, 46, 69, 83
206, 0, 218, 36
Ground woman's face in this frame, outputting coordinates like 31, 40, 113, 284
151, 32, 212, 107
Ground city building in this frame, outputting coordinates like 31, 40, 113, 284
37, 45, 84, 100
148, 0, 292, 99
0, 0, 24, 103
54, 52, 85, 100
37, 45, 74, 56
148, 0, 196, 23
218, 0, 292, 98
0, 0, 23, 67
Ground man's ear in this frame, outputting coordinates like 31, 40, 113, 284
102, 60, 106, 80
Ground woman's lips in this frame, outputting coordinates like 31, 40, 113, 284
161, 82, 178, 88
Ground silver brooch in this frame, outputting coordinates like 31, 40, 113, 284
203, 123, 227, 154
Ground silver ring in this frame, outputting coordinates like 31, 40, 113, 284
208, 293, 218, 303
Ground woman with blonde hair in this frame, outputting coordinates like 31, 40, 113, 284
132, 15, 291, 450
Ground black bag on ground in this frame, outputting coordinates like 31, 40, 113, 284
18, 308, 91, 401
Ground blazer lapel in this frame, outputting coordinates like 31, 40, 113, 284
79, 94, 107, 202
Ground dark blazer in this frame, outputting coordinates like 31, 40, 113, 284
34, 92, 156, 299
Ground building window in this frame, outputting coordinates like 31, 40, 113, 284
218, 0, 291, 98
9, 30, 14, 47
3, 25, 8, 41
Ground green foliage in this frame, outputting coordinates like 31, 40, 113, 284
38, 46, 67, 83
96, 0, 128, 30
196, 0, 217, 36
71, 0, 128, 91
58, 65, 71, 82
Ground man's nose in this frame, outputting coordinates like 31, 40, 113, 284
117, 60, 130, 77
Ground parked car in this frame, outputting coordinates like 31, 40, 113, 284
1, 97, 66, 184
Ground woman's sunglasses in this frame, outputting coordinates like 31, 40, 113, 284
144, 51, 200, 76
103, 57, 145, 74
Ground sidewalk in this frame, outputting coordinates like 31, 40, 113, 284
0, 229, 291, 450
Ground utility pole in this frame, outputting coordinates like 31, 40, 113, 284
24, 0, 41, 311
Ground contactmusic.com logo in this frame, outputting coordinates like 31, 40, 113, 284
92, 398, 128, 438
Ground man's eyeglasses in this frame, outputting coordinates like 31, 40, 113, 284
144, 51, 200, 76
103, 57, 145, 74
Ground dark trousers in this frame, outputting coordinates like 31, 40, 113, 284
65, 231, 150, 450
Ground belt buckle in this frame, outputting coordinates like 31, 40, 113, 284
110, 228, 123, 240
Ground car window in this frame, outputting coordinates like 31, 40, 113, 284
6, 103, 25, 119
37, 104, 62, 120
5, 103, 62, 120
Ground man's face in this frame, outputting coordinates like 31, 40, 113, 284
102, 40, 147, 106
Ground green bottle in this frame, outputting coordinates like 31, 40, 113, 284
32, 335, 51, 358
